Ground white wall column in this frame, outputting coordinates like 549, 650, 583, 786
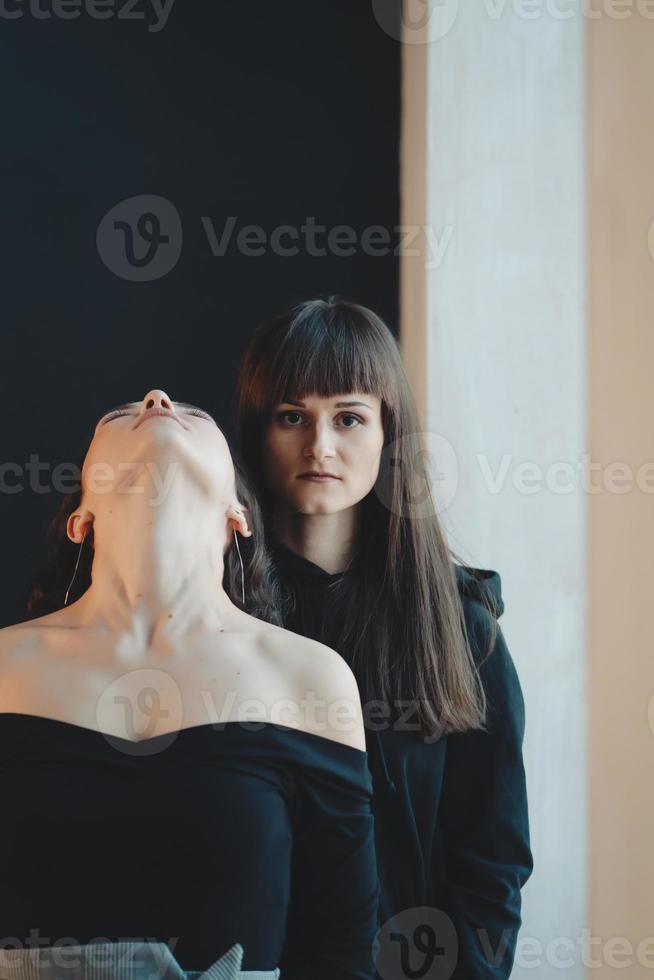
400, 3, 654, 977
398, 2, 595, 977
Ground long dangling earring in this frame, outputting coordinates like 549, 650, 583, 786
64, 535, 86, 607
231, 508, 246, 605
232, 529, 245, 605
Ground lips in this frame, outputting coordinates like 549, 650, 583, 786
133, 407, 183, 430
297, 472, 340, 480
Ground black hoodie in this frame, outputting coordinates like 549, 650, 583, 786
270, 540, 533, 980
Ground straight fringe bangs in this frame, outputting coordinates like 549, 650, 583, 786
255, 299, 400, 412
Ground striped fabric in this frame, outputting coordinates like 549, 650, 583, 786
0, 942, 280, 980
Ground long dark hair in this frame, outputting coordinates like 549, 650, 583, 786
236, 296, 499, 740
18, 438, 284, 627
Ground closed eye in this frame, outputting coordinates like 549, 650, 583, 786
100, 407, 214, 425
101, 409, 131, 423
184, 409, 213, 420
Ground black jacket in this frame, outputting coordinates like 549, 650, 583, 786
270, 540, 534, 980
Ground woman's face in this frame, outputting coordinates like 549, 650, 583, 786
81, 388, 237, 508
263, 392, 385, 515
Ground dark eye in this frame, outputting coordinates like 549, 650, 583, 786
277, 411, 304, 426
339, 414, 363, 428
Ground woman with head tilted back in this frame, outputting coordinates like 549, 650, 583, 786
236, 298, 534, 980
0, 389, 379, 980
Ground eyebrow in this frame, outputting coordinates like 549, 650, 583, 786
282, 399, 373, 409
98, 402, 217, 424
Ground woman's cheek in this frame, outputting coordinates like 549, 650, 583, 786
263, 433, 285, 477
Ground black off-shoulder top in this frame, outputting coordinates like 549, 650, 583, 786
0, 713, 380, 978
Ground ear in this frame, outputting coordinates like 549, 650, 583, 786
226, 503, 252, 538
66, 511, 93, 545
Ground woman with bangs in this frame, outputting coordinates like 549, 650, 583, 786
236, 297, 534, 980
0, 388, 380, 979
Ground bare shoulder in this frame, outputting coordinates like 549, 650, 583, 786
0, 619, 51, 699
0, 609, 84, 679
258, 627, 361, 702
0, 609, 70, 644
0, 618, 43, 658
257, 627, 366, 751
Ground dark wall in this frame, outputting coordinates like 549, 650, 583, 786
0, 1, 400, 626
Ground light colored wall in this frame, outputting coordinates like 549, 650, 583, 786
400, 28, 428, 425
586, 11, 654, 973
400, 4, 586, 976
401, 2, 654, 975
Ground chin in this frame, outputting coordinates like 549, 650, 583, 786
293, 492, 342, 516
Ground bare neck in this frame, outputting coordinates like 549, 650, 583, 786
273, 505, 359, 575
68, 495, 240, 646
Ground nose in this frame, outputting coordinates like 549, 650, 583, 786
303, 419, 335, 461
139, 389, 176, 415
